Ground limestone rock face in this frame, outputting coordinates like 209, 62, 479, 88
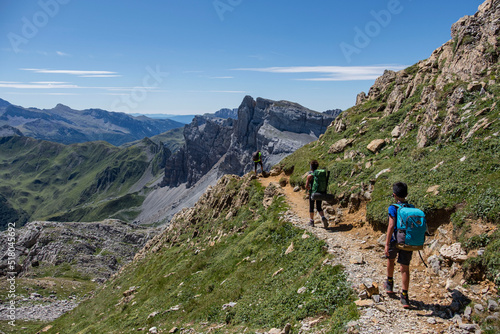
162, 96, 339, 188
162, 116, 234, 187
353, 0, 500, 146
0, 220, 154, 280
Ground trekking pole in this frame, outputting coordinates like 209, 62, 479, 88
418, 250, 428, 268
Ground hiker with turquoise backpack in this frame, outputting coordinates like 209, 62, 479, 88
305, 160, 329, 229
384, 182, 427, 309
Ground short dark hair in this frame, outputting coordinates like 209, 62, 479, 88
310, 160, 319, 170
393, 182, 408, 198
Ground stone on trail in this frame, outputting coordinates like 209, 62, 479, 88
350, 255, 364, 265
355, 299, 374, 307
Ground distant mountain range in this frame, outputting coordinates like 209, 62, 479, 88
129, 113, 196, 124
130, 108, 239, 124
0, 99, 184, 146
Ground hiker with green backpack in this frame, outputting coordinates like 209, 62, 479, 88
252, 150, 265, 175
384, 182, 427, 309
305, 160, 329, 229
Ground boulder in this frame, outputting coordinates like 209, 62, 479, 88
367, 139, 386, 153
417, 125, 439, 148
439, 243, 468, 263
426, 185, 440, 195
333, 118, 346, 133
391, 126, 401, 138
488, 299, 499, 312
328, 138, 354, 154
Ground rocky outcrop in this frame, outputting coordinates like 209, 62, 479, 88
0, 220, 155, 280
205, 108, 239, 119
162, 116, 234, 187
354, 0, 500, 147
162, 96, 339, 188
136, 174, 255, 261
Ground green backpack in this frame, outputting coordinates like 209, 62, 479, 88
311, 169, 329, 194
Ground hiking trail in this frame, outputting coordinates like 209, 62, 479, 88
259, 174, 493, 334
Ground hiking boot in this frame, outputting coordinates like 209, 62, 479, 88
321, 216, 328, 228
308, 219, 314, 227
400, 293, 410, 308
384, 280, 395, 294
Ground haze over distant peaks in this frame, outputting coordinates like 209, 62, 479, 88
0, 99, 184, 146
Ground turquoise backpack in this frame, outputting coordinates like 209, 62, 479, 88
394, 203, 427, 251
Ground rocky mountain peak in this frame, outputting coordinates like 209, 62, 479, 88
54, 103, 71, 110
162, 96, 339, 189
0, 98, 11, 108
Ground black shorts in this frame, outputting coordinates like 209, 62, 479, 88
387, 240, 413, 266
254, 161, 263, 169
309, 196, 323, 213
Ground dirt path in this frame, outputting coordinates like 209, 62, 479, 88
259, 174, 486, 334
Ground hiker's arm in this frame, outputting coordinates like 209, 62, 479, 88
385, 215, 396, 257
305, 174, 312, 191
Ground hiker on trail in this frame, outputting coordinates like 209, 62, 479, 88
384, 182, 413, 308
305, 160, 328, 229
252, 150, 265, 175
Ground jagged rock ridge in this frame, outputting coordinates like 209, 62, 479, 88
162, 96, 339, 188
354, 0, 499, 148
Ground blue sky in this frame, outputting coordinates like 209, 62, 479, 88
0, 0, 484, 115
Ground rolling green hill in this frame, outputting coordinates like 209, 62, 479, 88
0, 135, 172, 229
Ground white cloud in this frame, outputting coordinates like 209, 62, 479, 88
233, 65, 408, 81
31, 81, 69, 84
21, 68, 119, 77
209, 76, 234, 79
0, 82, 79, 89
79, 75, 122, 78
56, 51, 71, 57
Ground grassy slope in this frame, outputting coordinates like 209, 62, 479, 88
0, 137, 154, 227
280, 67, 500, 287
282, 79, 499, 225
121, 126, 185, 153
0, 124, 186, 228
149, 127, 185, 153
44, 176, 357, 334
